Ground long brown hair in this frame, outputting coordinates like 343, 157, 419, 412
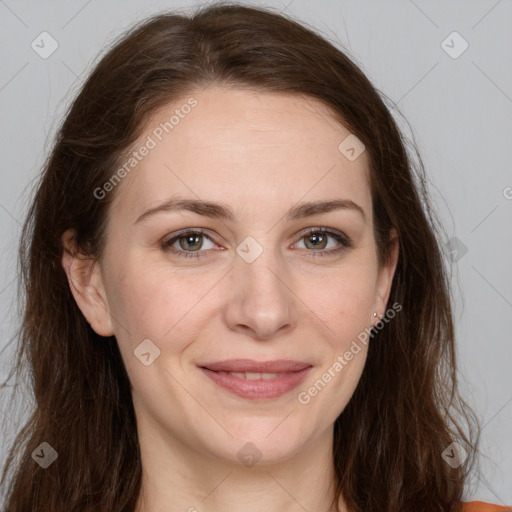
1, 3, 479, 510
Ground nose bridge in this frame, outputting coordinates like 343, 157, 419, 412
224, 233, 297, 339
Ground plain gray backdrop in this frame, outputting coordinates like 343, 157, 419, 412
0, 0, 511, 506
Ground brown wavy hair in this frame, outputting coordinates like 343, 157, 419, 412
1, 2, 480, 511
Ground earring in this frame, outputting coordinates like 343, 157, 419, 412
372, 312, 380, 327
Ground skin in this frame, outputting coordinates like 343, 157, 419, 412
62, 86, 399, 512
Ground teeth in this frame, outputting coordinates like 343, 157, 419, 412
224, 371, 282, 380
261, 372, 279, 380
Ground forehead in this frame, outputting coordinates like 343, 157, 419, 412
109, 86, 372, 225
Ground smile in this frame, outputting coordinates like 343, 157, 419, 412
198, 360, 313, 400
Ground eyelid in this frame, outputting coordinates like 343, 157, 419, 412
160, 228, 220, 250
294, 226, 350, 245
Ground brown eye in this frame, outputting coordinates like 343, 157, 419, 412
295, 228, 352, 258
303, 231, 329, 250
161, 229, 217, 259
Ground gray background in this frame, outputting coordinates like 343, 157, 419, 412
0, 0, 511, 505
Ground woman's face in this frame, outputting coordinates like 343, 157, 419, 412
67, 86, 397, 466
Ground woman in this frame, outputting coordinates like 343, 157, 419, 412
1, 3, 509, 511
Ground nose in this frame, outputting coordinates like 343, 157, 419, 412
222, 246, 297, 341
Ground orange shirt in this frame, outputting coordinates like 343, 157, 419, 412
463, 502, 512, 512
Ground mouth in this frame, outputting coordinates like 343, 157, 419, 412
198, 359, 313, 400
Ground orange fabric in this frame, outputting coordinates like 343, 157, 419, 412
462, 501, 512, 512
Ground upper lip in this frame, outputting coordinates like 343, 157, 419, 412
199, 359, 312, 373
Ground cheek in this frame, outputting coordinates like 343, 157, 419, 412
106, 256, 220, 351
304, 277, 374, 416
312, 268, 377, 346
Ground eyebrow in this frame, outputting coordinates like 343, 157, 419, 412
134, 197, 366, 225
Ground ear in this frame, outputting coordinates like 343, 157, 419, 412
373, 227, 400, 321
61, 229, 114, 337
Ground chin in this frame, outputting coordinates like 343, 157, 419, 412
205, 418, 309, 466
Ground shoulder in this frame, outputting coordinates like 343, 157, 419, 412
462, 501, 512, 512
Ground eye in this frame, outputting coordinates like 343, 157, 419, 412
161, 227, 352, 260
293, 228, 352, 258
161, 229, 217, 259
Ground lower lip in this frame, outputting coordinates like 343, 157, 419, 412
199, 366, 312, 400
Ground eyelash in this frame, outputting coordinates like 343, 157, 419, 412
160, 228, 352, 260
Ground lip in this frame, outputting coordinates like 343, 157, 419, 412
198, 359, 313, 400
199, 359, 311, 373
